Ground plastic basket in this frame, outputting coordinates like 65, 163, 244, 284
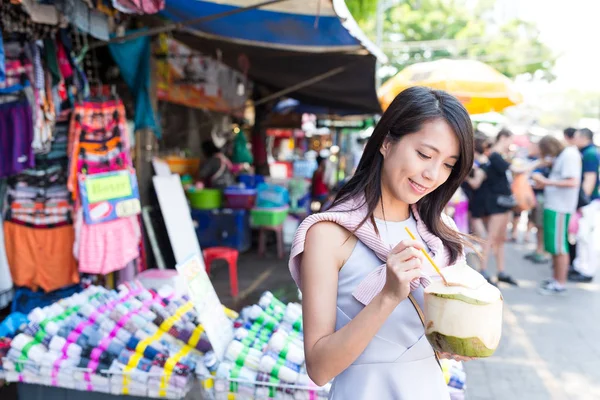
187, 189, 222, 210
163, 157, 201, 176
255, 184, 289, 208
250, 207, 289, 227
238, 174, 265, 189
1, 358, 194, 399
224, 188, 257, 209
199, 376, 330, 400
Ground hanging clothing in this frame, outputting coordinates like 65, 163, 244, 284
0, 100, 35, 178
108, 31, 160, 137
74, 209, 141, 275
4, 220, 79, 292
67, 100, 131, 200
0, 30, 5, 83
0, 180, 13, 310
112, 0, 164, 14
54, 0, 110, 41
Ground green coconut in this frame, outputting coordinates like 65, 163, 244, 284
426, 332, 497, 358
424, 262, 503, 358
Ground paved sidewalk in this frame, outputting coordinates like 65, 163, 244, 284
465, 242, 600, 400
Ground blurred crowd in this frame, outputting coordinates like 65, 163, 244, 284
462, 127, 599, 295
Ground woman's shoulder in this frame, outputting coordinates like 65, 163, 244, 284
306, 221, 353, 244
305, 221, 358, 267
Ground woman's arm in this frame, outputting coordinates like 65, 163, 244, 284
301, 222, 401, 386
510, 159, 541, 174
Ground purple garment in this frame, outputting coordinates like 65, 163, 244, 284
0, 100, 34, 178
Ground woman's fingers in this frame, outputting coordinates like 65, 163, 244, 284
389, 248, 425, 267
390, 239, 425, 255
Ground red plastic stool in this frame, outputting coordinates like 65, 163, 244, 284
203, 247, 239, 298
258, 224, 284, 259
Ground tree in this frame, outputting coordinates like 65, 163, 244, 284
345, 0, 555, 81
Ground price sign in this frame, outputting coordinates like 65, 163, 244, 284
79, 169, 141, 224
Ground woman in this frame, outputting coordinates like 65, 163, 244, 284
479, 129, 519, 285
198, 140, 235, 189
289, 87, 474, 399
463, 134, 491, 241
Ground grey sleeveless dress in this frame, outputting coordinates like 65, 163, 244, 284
329, 217, 450, 400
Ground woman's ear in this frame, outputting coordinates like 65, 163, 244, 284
380, 138, 391, 158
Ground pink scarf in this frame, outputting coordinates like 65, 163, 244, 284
289, 196, 465, 306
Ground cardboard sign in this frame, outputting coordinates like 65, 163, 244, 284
175, 254, 233, 361
79, 169, 141, 224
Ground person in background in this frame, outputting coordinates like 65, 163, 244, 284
533, 135, 582, 295
198, 140, 235, 189
564, 127, 577, 146
562, 127, 579, 273
525, 140, 551, 264
462, 134, 490, 241
569, 128, 600, 283
311, 155, 330, 206
575, 128, 599, 201
479, 129, 519, 286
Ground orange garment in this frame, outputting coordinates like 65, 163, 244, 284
4, 221, 79, 292
77, 135, 123, 153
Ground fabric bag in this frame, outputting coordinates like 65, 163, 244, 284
496, 194, 517, 209
511, 173, 537, 212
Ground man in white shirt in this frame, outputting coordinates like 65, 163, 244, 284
532, 136, 582, 295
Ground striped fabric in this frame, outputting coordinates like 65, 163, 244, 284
289, 196, 465, 306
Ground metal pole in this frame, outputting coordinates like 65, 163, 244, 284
89, 0, 291, 50
252, 65, 348, 108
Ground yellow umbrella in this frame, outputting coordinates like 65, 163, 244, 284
378, 59, 522, 114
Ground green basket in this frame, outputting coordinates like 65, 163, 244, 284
187, 189, 222, 210
250, 207, 289, 227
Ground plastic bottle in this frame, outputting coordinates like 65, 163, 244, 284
259, 351, 300, 383
225, 340, 262, 371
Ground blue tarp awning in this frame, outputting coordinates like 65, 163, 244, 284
159, 0, 386, 114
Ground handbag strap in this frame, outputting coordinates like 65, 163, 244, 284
408, 293, 442, 369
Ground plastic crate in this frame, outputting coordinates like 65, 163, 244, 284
255, 183, 289, 208
237, 174, 265, 189
250, 207, 289, 227
191, 209, 251, 252
186, 189, 222, 210
224, 187, 257, 209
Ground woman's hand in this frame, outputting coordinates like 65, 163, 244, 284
438, 352, 476, 362
381, 240, 426, 303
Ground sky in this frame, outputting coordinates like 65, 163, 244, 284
515, 0, 600, 91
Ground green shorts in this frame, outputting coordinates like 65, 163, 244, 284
543, 209, 571, 255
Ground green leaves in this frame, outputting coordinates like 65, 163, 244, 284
344, 0, 555, 81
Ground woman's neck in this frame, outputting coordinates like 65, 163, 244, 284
373, 189, 410, 222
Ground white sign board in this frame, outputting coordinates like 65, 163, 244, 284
175, 254, 233, 360
152, 174, 201, 263
152, 157, 173, 177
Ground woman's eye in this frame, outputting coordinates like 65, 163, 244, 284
417, 151, 431, 160
445, 163, 456, 170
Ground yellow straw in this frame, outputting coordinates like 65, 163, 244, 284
404, 227, 448, 286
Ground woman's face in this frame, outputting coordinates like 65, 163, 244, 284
380, 119, 460, 206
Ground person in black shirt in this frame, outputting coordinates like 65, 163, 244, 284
480, 129, 519, 285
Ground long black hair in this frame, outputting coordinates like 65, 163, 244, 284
328, 86, 475, 264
